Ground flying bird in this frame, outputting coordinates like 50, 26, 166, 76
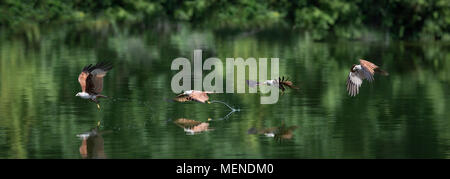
76, 62, 113, 109
246, 76, 298, 93
347, 59, 389, 96
172, 90, 238, 112
173, 90, 214, 103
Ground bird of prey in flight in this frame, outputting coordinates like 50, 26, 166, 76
76, 62, 113, 109
246, 76, 298, 94
173, 90, 214, 103
346, 59, 388, 96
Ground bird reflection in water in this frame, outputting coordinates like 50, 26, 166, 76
174, 118, 213, 135
248, 122, 298, 141
173, 109, 238, 135
77, 125, 111, 159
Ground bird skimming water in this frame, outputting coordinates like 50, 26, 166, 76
76, 62, 113, 109
172, 90, 239, 112
173, 90, 214, 103
246, 76, 298, 93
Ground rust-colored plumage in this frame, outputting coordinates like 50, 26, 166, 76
174, 118, 212, 134
76, 62, 112, 109
174, 118, 203, 126
276, 76, 299, 92
173, 90, 213, 103
78, 72, 89, 93
78, 62, 113, 95
346, 59, 388, 96
359, 59, 378, 75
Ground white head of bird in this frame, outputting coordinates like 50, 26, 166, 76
75, 92, 92, 99
351, 64, 362, 72
262, 79, 276, 86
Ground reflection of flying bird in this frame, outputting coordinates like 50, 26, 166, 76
247, 127, 279, 137
275, 125, 298, 140
248, 123, 298, 140
173, 90, 213, 103
77, 126, 108, 159
76, 62, 113, 109
246, 76, 298, 93
347, 59, 389, 96
174, 118, 212, 135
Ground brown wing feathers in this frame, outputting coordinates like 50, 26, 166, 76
278, 76, 298, 91
84, 62, 113, 73
360, 59, 388, 76
173, 94, 193, 103
190, 91, 210, 103
359, 59, 378, 75
173, 91, 212, 103
78, 72, 89, 92
79, 62, 113, 95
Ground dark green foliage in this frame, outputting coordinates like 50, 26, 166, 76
0, 0, 448, 40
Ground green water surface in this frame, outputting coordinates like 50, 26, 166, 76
0, 25, 449, 159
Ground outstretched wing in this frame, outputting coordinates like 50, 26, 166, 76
85, 62, 113, 94
281, 78, 298, 90
174, 118, 203, 127
173, 94, 192, 102
359, 59, 378, 82
284, 81, 298, 89
78, 64, 93, 92
346, 71, 364, 96
359, 59, 378, 74
190, 91, 210, 103
78, 72, 89, 92
189, 123, 210, 133
278, 76, 299, 91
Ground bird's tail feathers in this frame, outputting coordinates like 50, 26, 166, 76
246, 80, 260, 87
